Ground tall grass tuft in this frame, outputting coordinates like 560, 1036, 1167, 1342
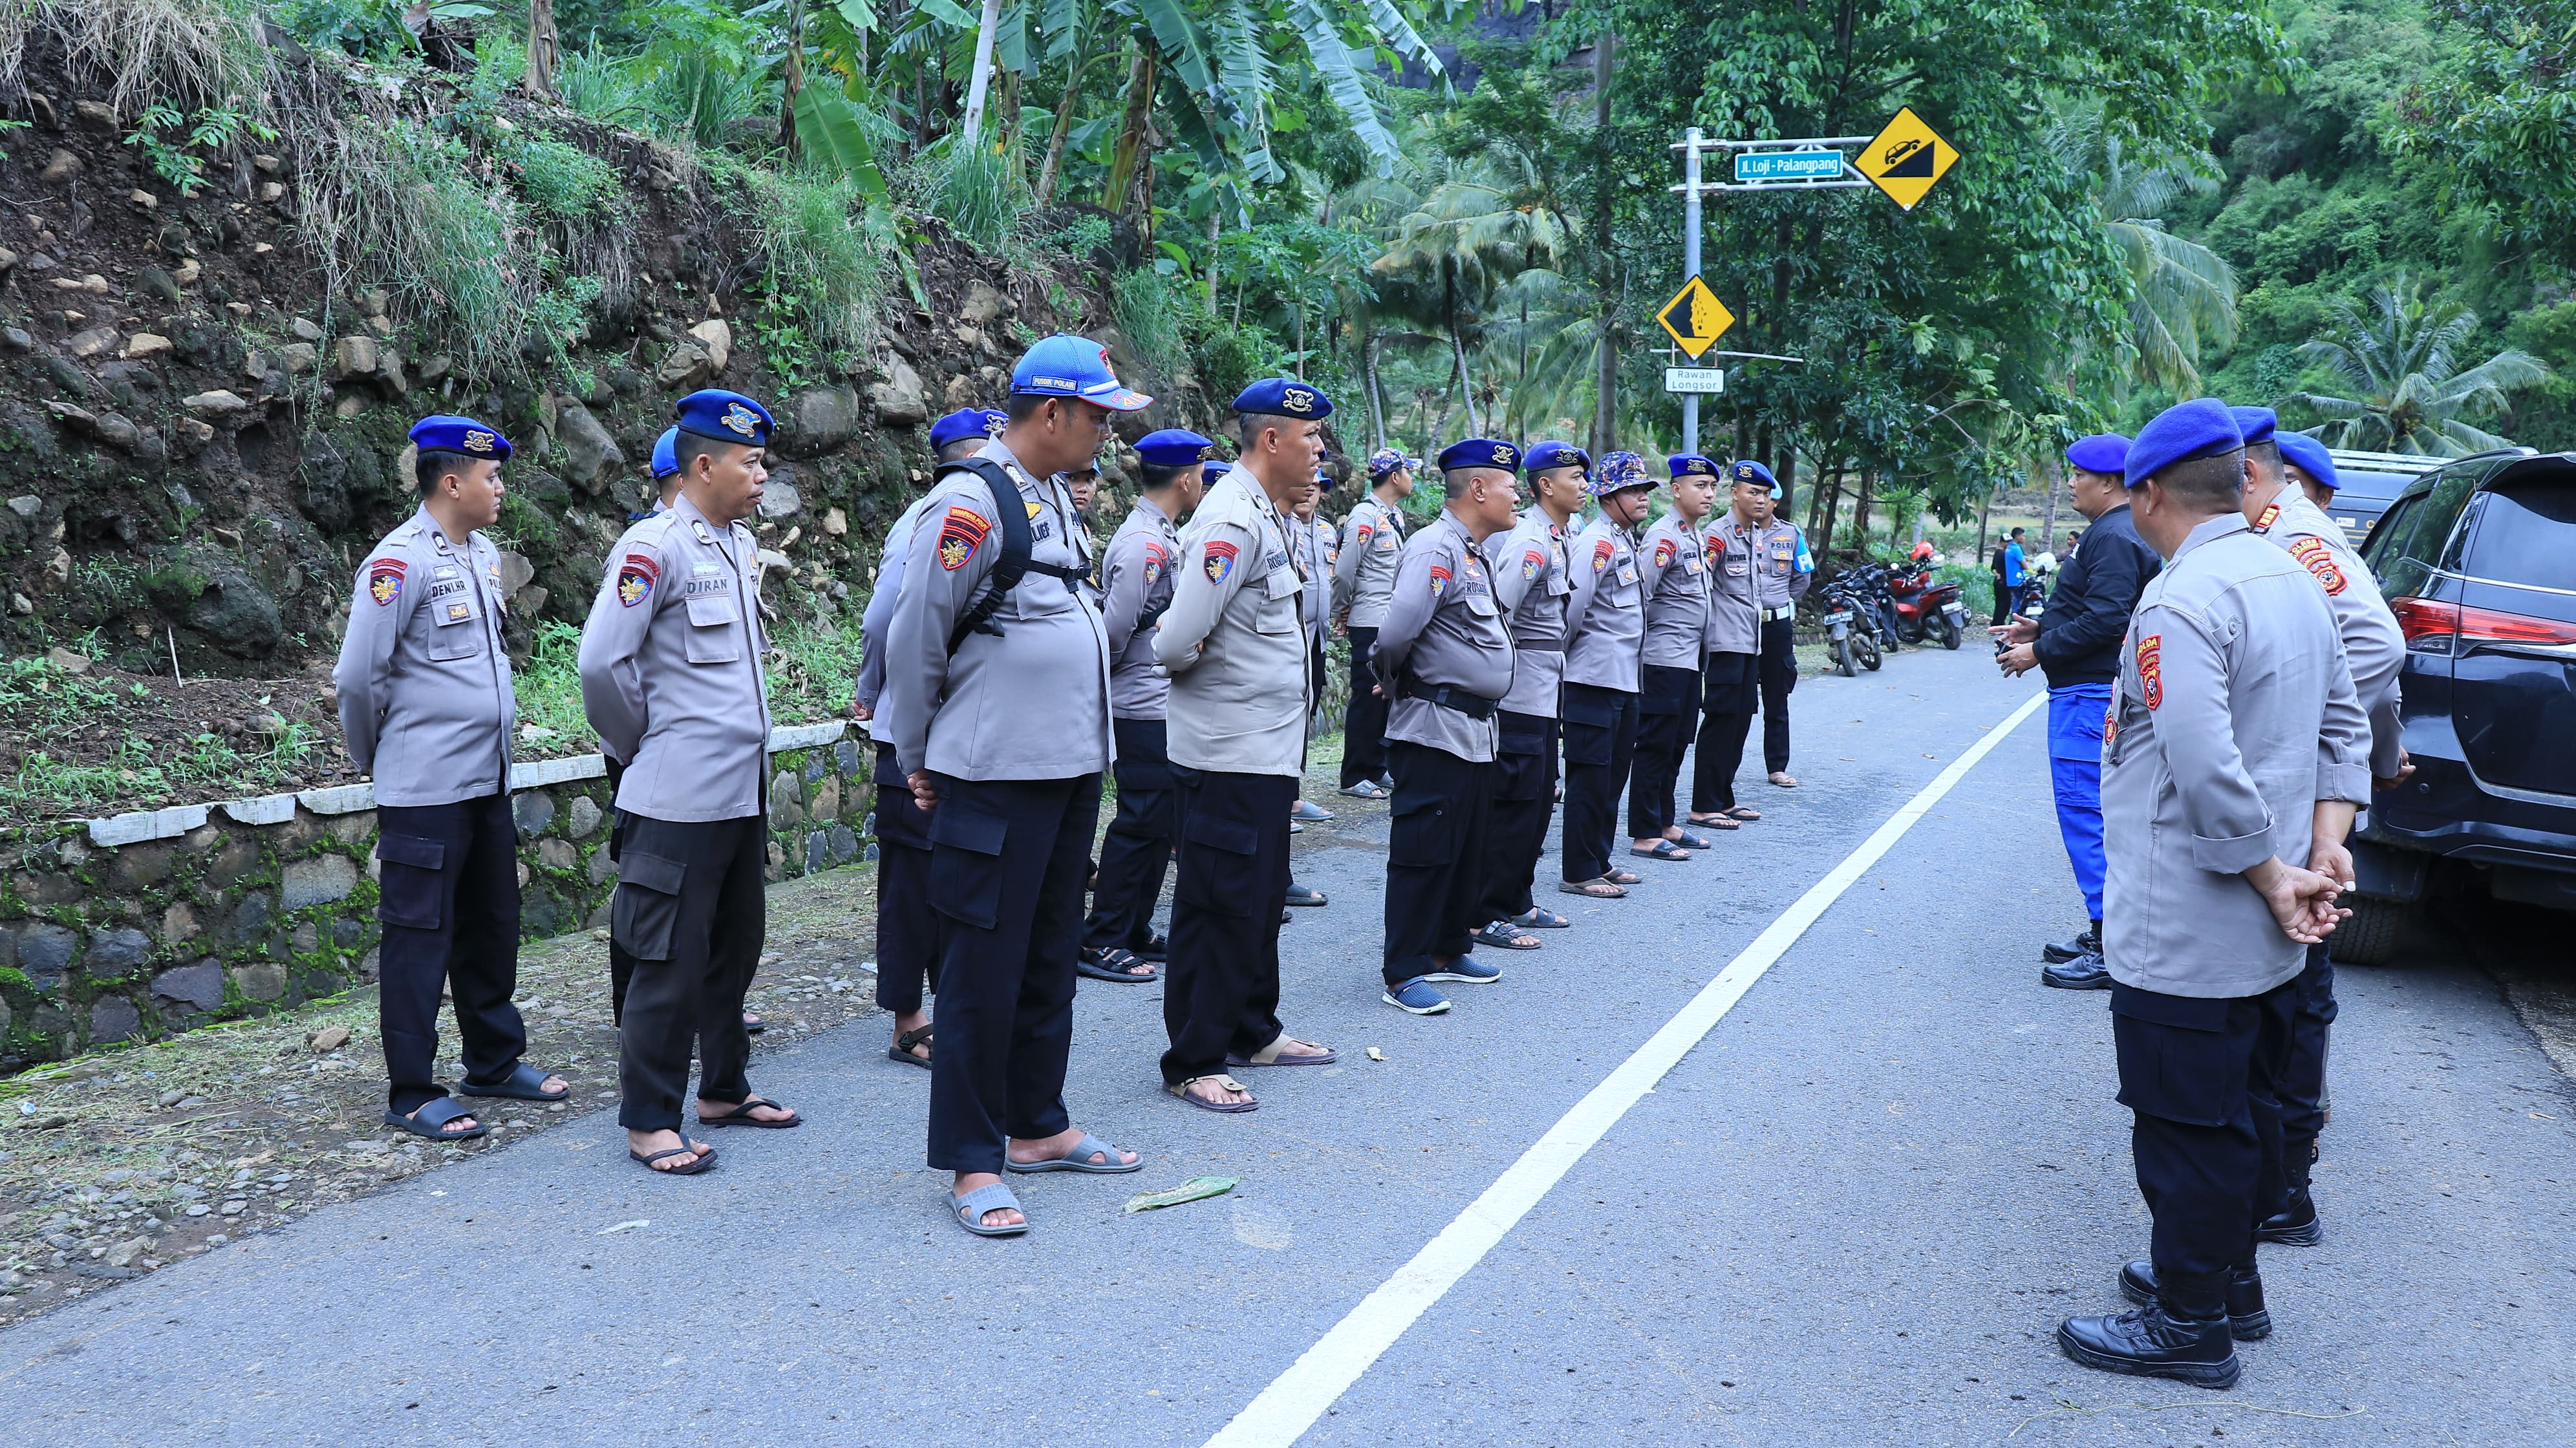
920, 134, 1031, 253
0, 0, 268, 116
751, 171, 888, 357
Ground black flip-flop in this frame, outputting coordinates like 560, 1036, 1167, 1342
1284, 883, 1327, 907
456, 1061, 569, 1103
698, 1095, 802, 1129
1077, 946, 1158, 983
1133, 933, 1170, 963
1687, 814, 1743, 831
630, 1140, 717, 1175
1512, 907, 1572, 930
384, 1097, 489, 1141
1472, 921, 1543, 950
888, 1025, 934, 1069
1629, 840, 1692, 862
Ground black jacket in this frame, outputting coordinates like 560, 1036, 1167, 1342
2032, 503, 2160, 688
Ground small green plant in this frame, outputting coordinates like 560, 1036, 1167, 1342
0, 117, 28, 160
505, 134, 623, 224
122, 99, 277, 197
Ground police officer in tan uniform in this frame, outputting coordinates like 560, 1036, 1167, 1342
1078, 429, 1213, 983
1375, 438, 1521, 1016
2234, 409, 2408, 1248
336, 416, 568, 1143
1741, 473, 1814, 787
1629, 457, 1717, 861
1333, 449, 1419, 796
1152, 381, 1339, 1110
2055, 398, 2368, 1389
877, 336, 1149, 1237
1693, 461, 1773, 830
579, 390, 802, 1176
853, 408, 1011, 1069
1472, 442, 1585, 949
1558, 452, 1654, 898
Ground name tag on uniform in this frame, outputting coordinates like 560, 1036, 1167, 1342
1033, 519, 1055, 542
684, 561, 732, 597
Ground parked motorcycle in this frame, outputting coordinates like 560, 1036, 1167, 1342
1818, 570, 1886, 677
1885, 560, 1969, 649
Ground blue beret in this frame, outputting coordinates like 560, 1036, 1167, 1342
2065, 434, 2130, 476
1012, 334, 1153, 411
2126, 398, 2244, 488
929, 408, 995, 450
674, 389, 775, 447
409, 414, 512, 460
1522, 441, 1589, 474
1366, 447, 1421, 478
2277, 432, 2338, 490
1668, 453, 1719, 480
1135, 429, 1218, 468
1437, 438, 1520, 473
2229, 406, 2278, 447
650, 427, 679, 480
1727, 460, 1779, 496
1233, 378, 1335, 420
1201, 460, 1231, 483
1591, 451, 1653, 495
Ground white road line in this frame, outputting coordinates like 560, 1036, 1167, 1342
1203, 689, 2046, 1448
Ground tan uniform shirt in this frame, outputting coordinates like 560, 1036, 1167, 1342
1371, 511, 1515, 762
1099, 495, 1182, 721
1153, 473, 1311, 776
1562, 511, 1644, 692
1701, 514, 1766, 655
1481, 507, 1572, 718
332, 507, 515, 807
1637, 511, 1712, 668
576, 493, 772, 822
1333, 495, 1408, 628
2251, 488, 2407, 778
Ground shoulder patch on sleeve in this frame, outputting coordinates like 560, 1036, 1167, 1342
1428, 563, 1451, 597
2137, 634, 2163, 710
1521, 547, 1546, 580
616, 551, 659, 607
1592, 538, 1615, 573
366, 557, 406, 606
2288, 536, 2349, 595
937, 505, 993, 571
1652, 537, 1677, 568
1201, 538, 1238, 584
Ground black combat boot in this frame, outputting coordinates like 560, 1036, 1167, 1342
2258, 1133, 2324, 1245
2057, 1297, 2240, 1389
2117, 1259, 2271, 1339
2042, 921, 2102, 963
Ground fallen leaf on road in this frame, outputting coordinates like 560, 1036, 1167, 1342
1122, 1177, 1237, 1214
596, 1219, 650, 1235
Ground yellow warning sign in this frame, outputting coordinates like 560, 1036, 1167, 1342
1656, 276, 1733, 360
1858, 107, 1959, 211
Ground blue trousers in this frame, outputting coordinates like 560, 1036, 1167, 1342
2048, 683, 2111, 922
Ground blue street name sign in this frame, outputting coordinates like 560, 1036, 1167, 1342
1733, 151, 1845, 183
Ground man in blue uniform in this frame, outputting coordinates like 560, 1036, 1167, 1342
1999, 433, 2160, 986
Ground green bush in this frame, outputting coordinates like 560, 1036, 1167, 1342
751, 172, 888, 359
506, 134, 623, 224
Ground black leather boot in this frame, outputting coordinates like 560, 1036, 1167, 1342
2259, 1133, 2324, 1245
2117, 1259, 2271, 1339
2057, 1298, 2240, 1389
2042, 921, 2102, 963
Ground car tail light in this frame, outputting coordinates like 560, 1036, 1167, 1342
2392, 597, 2459, 654
2458, 604, 2576, 646
2391, 595, 2576, 653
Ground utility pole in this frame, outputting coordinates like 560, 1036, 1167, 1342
1681, 127, 1703, 456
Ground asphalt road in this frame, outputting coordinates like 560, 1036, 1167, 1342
8, 643, 2572, 1447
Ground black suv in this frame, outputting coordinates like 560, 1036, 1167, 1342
2343, 449, 2576, 962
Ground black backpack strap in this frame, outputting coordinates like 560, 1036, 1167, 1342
941, 459, 1089, 654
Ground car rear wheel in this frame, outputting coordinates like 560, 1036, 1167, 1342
2330, 893, 2415, 966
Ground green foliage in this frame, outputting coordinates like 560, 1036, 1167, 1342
120, 98, 268, 196
750, 171, 890, 358
764, 612, 870, 721
513, 619, 591, 746
505, 134, 624, 223
0, 656, 320, 827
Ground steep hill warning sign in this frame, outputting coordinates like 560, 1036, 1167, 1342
1858, 108, 1959, 211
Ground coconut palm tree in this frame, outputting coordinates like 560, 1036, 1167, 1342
2048, 108, 2240, 393
2293, 274, 2549, 456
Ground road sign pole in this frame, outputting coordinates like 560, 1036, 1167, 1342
1682, 127, 1703, 456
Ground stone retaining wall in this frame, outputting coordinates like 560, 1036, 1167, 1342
0, 722, 875, 1070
